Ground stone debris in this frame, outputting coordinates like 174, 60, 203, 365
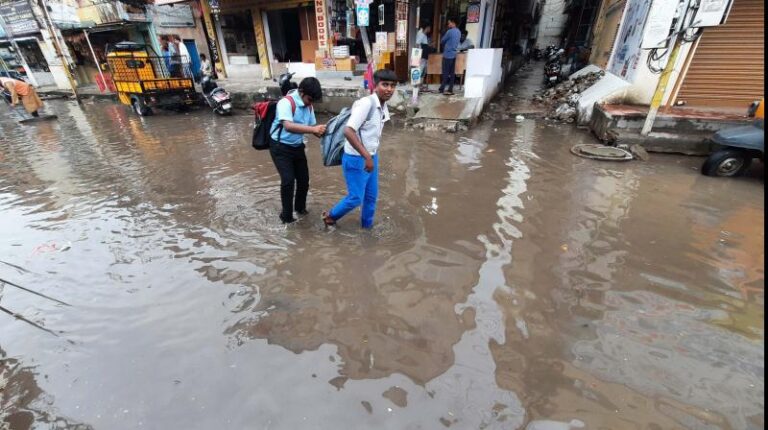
532, 71, 605, 122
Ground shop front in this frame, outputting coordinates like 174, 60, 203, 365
0, 0, 57, 87
150, 1, 212, 81
64, 1, 159, 89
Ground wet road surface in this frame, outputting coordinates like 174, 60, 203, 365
0, 96, 763, 430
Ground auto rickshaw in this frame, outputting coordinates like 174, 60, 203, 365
701, 99, 764, 177
106, 41, 196, 116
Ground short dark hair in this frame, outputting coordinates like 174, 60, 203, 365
447, 17, 458, 25
200, 53, 207, 60
373, 69, 398, 85
299, 77, 323, 101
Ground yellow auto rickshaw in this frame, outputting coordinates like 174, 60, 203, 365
106, 41, 197, 116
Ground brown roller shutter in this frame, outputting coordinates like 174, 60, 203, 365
676, 0, 764, 109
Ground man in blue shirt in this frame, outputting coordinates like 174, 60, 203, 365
270, 77, 327, 224
439, 18, 461, 95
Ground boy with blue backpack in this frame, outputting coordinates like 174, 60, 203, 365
322, 69, 397, 229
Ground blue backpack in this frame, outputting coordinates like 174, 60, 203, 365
320, 97, 375, 167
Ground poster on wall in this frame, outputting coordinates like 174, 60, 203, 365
467, 2, 481, 24
378, 4, 384, 26
397, 20, 407, 41
356, 5, 370, 27
375, 31, 387, 52
608, 0, 652, 83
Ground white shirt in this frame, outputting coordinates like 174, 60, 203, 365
178, 41, 190, 62
416, 30, 430, 46
344, 94, 389, 156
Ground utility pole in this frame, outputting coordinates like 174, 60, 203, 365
35, 0, 80, 103
0, 12, 39, 87
640, 34, 684, 136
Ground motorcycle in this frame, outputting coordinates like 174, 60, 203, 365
200, 75, 232, 115
544, 61, 562, 87
277, 72, 298, 96
701, 100, 764, 177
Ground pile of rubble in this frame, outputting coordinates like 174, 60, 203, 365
532, 71, 605, 123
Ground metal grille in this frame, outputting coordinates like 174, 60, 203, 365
676, 0, 765, 108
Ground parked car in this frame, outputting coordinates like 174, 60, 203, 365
701, 99, 764, 177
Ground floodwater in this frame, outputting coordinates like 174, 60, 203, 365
0, 96, 763, 430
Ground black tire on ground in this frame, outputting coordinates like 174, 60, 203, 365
702, 149, 752, 177
131, 98, 153, 116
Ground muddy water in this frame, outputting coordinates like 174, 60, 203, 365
0, 99, 763, 430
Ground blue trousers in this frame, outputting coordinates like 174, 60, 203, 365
329, 153, 379, 228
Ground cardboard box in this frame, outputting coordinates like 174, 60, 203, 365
301, 40, 319, 63
315, 56, 336, 71
335, 57, 356, 71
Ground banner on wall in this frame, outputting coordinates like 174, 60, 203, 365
608, 0, 652, 83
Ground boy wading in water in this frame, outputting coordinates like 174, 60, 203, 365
270, 77, 326, 224
323, 70, 397, 229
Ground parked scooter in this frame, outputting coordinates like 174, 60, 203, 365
544, 61, 563, 86
201, 75, 232, 115
278, 72, 298, 96
701, 99, 764, 177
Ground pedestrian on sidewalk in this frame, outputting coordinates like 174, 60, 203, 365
270, 77, 327, 224
0, 77, 43, 117
322, 69, 396, 229
416, 24, 433, 90
438, 18, 461, 96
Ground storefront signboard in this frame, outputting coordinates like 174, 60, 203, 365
315, 0, 328, 50
0, 0, 39, 36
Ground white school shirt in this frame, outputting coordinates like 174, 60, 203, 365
344, 94, 389, 156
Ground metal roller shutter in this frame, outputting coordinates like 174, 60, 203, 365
676, 0, 764, 109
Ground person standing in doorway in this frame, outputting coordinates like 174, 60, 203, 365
322, 70, 397, 229
167, 37, 182, 77
415, 24, 432, 90
1, 77, 44, 117
270, 77, 327, 224
200, 53, 213, 78
174, 35, 190, 77
438, 18, 461, 95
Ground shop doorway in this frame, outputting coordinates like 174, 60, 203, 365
17, 39, 55, 87
220, 10, 259, 64
267, 8, 302, 63
184, 40, 201, 80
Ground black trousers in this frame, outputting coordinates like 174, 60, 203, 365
270, 141, 309, 222
439, 57, 457, 92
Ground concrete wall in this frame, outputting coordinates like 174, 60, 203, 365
536, 0, 568, 47
463, 48, 503, 109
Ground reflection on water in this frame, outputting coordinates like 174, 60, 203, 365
0, 100, 763, 429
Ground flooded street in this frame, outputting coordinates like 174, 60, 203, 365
0, 95, 763, 430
